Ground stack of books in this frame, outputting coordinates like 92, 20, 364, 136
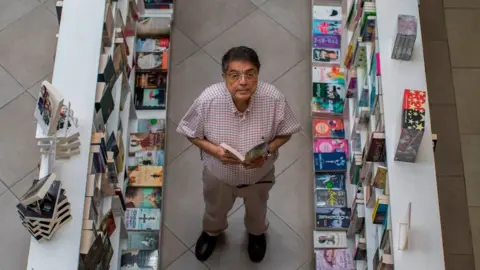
16, 173, 72, 242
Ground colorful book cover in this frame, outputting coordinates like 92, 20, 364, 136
316, 207, 351, 230
124, 208, 161, 230
313, 119, 345, 138
136, 37, 169, 52
134, 149, 164, 166
314, 138, 348, 156
127, 166, 163, 187
313, 82, 346, 102
313, 48, 341, 64
135, 71, 167, 89
315, 249, 355, 270
127, 231, 159, 250
313, 20, 342, 35
312, 66, 345, 85
125, 187, 162, 208
315, 173, 346, 190
312, 6, 342, 21
313, 231, 348, 249
313, 34, 341, 49
138, 119, 166, 133
316, 189, 347, 207
129, 132, 164, 154
314, 152, 347, 171
312, 99, 345, 115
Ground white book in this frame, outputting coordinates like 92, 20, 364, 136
313, 5, 342, 21
313, 231, 348, 249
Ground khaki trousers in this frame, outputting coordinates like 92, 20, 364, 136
202, 166, 275, 236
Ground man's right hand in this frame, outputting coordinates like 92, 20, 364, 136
215, 146, 243, 165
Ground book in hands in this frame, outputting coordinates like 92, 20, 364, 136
219, 142, 268, 163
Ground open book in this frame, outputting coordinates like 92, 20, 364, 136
220, 142, 268, 163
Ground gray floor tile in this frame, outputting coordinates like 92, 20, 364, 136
0, 65, 24, 108
469, 207, 480, 270
0, 0, 40, 31
203, 9, 307, 83
460, 135, 480, 207
430, 105, 464, 176
437, 176, 473, 255
444, 254, 475, 270
10, 167, 38, 199
160, 225, 189, 269
423, 41, 455, 105
42, 0, 57, 16
163, 146, 205, 247
275, 133, 311, 177
452, 69, 480, 134
165, 118, 191, 165
418, 0, 448, 41
167, 50, 222, 123
444, 0, 480, 8
250, 0, 268, 6
445, 9, 480, 67
26, 73, 52, 99
272, 59, 311, 133
174, 0, 256, 47
166, 251, 209, 270
0, 180, 6, 196
0, 191, 31, 270
203, 207, 309, 270
169, 27, 199, 67
269, 153, 314, 243
0, 93, 39, 186
0, 5, 57, 89
260, 0, 311, 43
298, 258, 314, 270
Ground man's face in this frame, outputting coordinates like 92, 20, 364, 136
223, 60, 258, 102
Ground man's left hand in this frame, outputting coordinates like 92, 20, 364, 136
244, 156, 265, 169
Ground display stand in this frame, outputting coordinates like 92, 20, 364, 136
27, 0, 173, 269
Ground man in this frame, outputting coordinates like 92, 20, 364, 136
176, 46, 301, 263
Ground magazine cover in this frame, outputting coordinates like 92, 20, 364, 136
312, 66, 345, 85
315, 249, 355, 270
125, 187, 162, 208
315, 173, 346, 190
127, 231, 159, 250
313, 231, 348, 249
312, 6, 342, 21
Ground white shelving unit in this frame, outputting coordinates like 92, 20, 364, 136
343, 0, 445, 269
27, 0, 172, 269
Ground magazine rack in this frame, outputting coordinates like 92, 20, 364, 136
311, 0, 444, 269
27, 0, 173, 269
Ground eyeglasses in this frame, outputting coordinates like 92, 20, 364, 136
226, 72, 258, 82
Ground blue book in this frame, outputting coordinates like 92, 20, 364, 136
314, 152, 347, 171
315, 173, 346, 190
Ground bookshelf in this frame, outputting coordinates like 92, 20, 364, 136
311, 0, 444, 269
27, 0, 172, 269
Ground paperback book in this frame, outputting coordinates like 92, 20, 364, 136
315, 207, 351, 230
125, 187, 162, 208
313, 34, 341, 49
313, 139, 348, 156
313, 20, 342, 35
316, 190, 347, 208
127, 231, 159, 250
312, 66, 345, 85
127, 166, 163, 187
125, 208, 161, 230
313, 48, 341, 64
315, 173, 346, 190
315, 249, 355, 269
312, 6, 342, 21
313, 119, 345, 138
121, 249, 158, 270
313, 231, 348, 249
314, 152, 347, 171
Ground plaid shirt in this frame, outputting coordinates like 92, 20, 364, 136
176, 81, 301, 185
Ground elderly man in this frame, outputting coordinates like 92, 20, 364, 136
176, 46, 301, 263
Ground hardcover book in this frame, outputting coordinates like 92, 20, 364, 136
313, 20, 342, 35
125, 187, 162, 208
313, 231, 348, 249
315, 207, 351, 230
127, 231, 159, 250
125, 208, 161, 230
313, 119, 345, 138
394, 89, 426, 162
312, 66, 345, 85
313, 139, 348, 156
313, 48, 341, 64
314, 152, 347, 172
312, 6, 342, 21
315, 249, 355, 269
312, 34, 341, 49
315, 173, 346, 190
316, 190, 347, 208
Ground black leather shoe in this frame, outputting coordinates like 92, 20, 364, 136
248, 233, 266, 262
194, 232, 218, 261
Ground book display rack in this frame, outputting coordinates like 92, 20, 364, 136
27, 0, 173, 269
311, 0, 444, 269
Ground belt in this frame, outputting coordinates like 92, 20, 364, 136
236, 180, 274, 189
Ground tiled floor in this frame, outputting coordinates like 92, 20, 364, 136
0, 0, 478, 269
